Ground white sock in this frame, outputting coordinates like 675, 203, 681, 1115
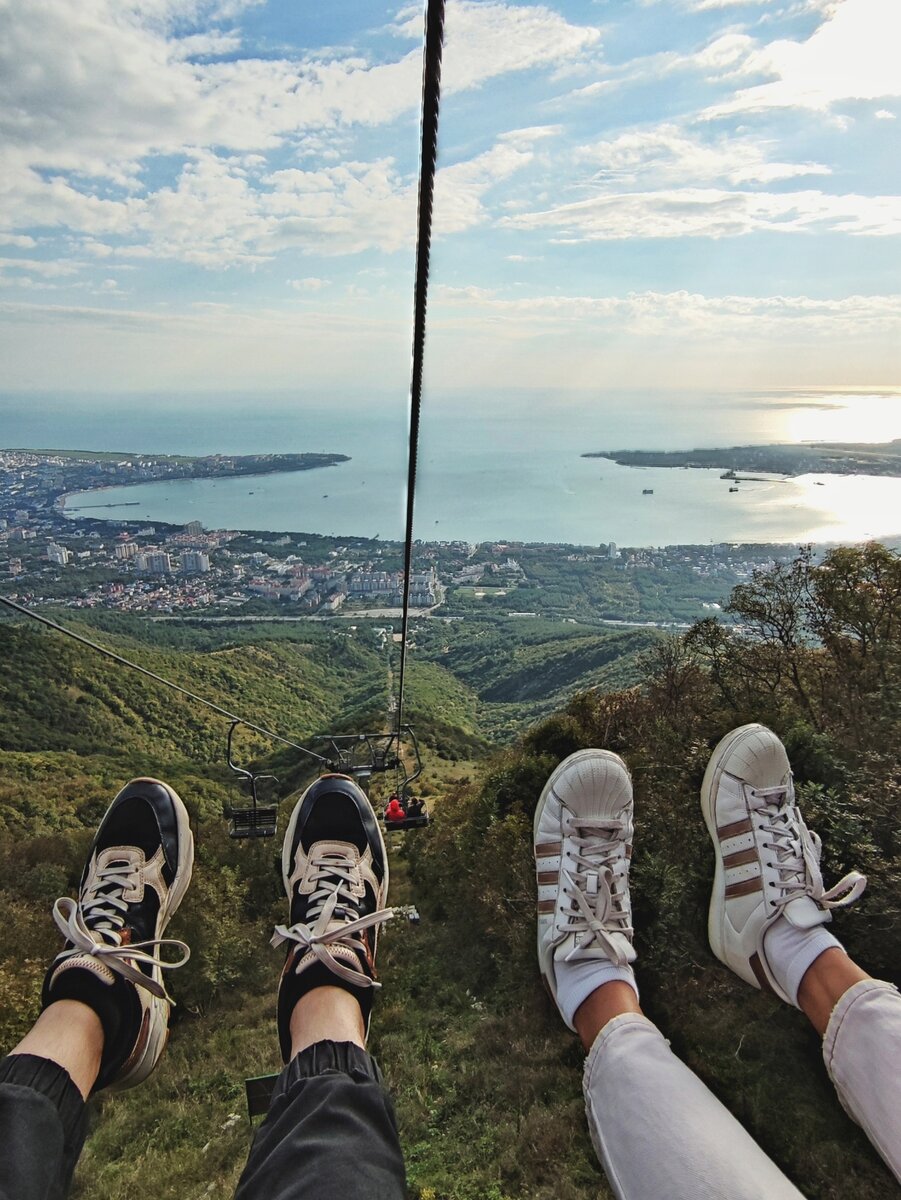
554, 958, 638, 1030
763, 918, 842, 1007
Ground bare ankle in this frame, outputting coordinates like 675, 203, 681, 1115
797, 948, 870, 1037
574, 980, 642, 1051
289, 986, 367, 1058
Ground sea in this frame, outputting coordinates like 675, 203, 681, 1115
6, 389, 901, 548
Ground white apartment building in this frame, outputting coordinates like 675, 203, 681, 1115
181, 551, 211, 574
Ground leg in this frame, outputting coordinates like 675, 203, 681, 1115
820, 973, 901, 1181
235, 775, 405, 1200
535, 751, 804, 1200
703, 724, 900, 1180
0, 778, 194, 1200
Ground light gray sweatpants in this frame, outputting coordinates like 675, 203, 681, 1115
583, 979, 901, 1199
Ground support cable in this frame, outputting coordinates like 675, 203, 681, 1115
395, 0, 446, 738
0, 594, 329, 764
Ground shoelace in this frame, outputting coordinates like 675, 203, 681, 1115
559, 815, 633, 966
271, 849, 394, 988
750, 784, 867, 912
52, 858, 190, 1003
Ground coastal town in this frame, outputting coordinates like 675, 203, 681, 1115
0, 448, 800, 624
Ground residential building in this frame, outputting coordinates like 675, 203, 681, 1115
181, 551, 211, 574
145, 549, 171, 573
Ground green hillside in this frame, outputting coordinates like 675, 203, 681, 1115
0, 547, 899, 1198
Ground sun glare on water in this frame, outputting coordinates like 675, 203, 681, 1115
782, 391, 901, 445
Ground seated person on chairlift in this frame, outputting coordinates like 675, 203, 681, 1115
384, 794, 407, 823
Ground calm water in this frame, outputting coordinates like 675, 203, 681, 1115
5, 390, 901, 547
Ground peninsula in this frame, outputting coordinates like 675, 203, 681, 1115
583, 440, 901, 477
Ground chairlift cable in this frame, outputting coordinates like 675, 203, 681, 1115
395, 0, 446, 740
0, 594, 329, 764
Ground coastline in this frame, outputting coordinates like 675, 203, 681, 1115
584, 440, 901, 478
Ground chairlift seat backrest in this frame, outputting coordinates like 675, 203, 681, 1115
228, 807, 278, 838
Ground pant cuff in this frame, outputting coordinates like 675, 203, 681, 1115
273, 1040, 382, 1104
822, 978, 898, 1079
0, 1053, 86, 1146
583, 1011, 660, 1089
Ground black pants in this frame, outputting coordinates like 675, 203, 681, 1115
0, 1042, 407, 1200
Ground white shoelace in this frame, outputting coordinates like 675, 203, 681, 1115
271, 849, 394, 988
559, 815, 633, 966
52, 858, 190, 1003
750, 784, 867, 912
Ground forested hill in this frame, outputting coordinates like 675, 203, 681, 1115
1, 548, 900, 1198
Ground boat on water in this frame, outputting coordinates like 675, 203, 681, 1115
642, 488, 654, 495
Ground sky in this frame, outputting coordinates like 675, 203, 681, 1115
0, 0, 899, 411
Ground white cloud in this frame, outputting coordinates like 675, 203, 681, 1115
289, 277, 330, 291
704, 0, 901, 116
578, 123, 829, 186
0, 297, 411, 390
502, 187, 901, 241
0, 1, 598, 267
394, 2, 601, 93
435, 138, 537, 235
434, 285, 901, 337
875, 109, 896, 120
0, 257, 81, 278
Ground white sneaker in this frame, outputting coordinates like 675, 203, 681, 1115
534, 750, 635, 1030
701, 724, 866, 1002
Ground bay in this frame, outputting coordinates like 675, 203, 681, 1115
6, 390, 901, 546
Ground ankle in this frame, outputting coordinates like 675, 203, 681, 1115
289, 986, 366, 1058
797, 947, 871, 1036
12, 1001, 104, 1100
574, 980, 642, 1051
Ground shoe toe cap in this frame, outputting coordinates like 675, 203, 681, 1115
552, 750, 632, 821
719, 724, 790, 789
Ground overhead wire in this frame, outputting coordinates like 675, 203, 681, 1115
0, 594, 329, 763
395, 0, 446, 739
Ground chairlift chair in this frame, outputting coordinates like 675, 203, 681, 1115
225, 720, 279, 838
315, 726, 420, 787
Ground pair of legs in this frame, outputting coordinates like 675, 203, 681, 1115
0, 774, 405, 1200
571, 949, 867, 1048
535, 725, 900, 1198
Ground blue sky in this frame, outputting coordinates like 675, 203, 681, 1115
0, 0, 899, 412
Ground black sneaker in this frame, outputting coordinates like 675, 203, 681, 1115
42, 778, 194, 1092
271, 774, 393, 1062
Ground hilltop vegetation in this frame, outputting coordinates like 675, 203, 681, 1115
0, 544, 900, 1198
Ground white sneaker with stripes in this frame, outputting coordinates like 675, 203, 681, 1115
534, 750, 636, 1029
701, 724, 866, 1002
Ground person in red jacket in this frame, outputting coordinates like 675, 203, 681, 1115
384, 795, 406, 823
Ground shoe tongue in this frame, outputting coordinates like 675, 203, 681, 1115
782, 894, 827, 930
554, 930, 636, 964
302, 794, 367, 853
